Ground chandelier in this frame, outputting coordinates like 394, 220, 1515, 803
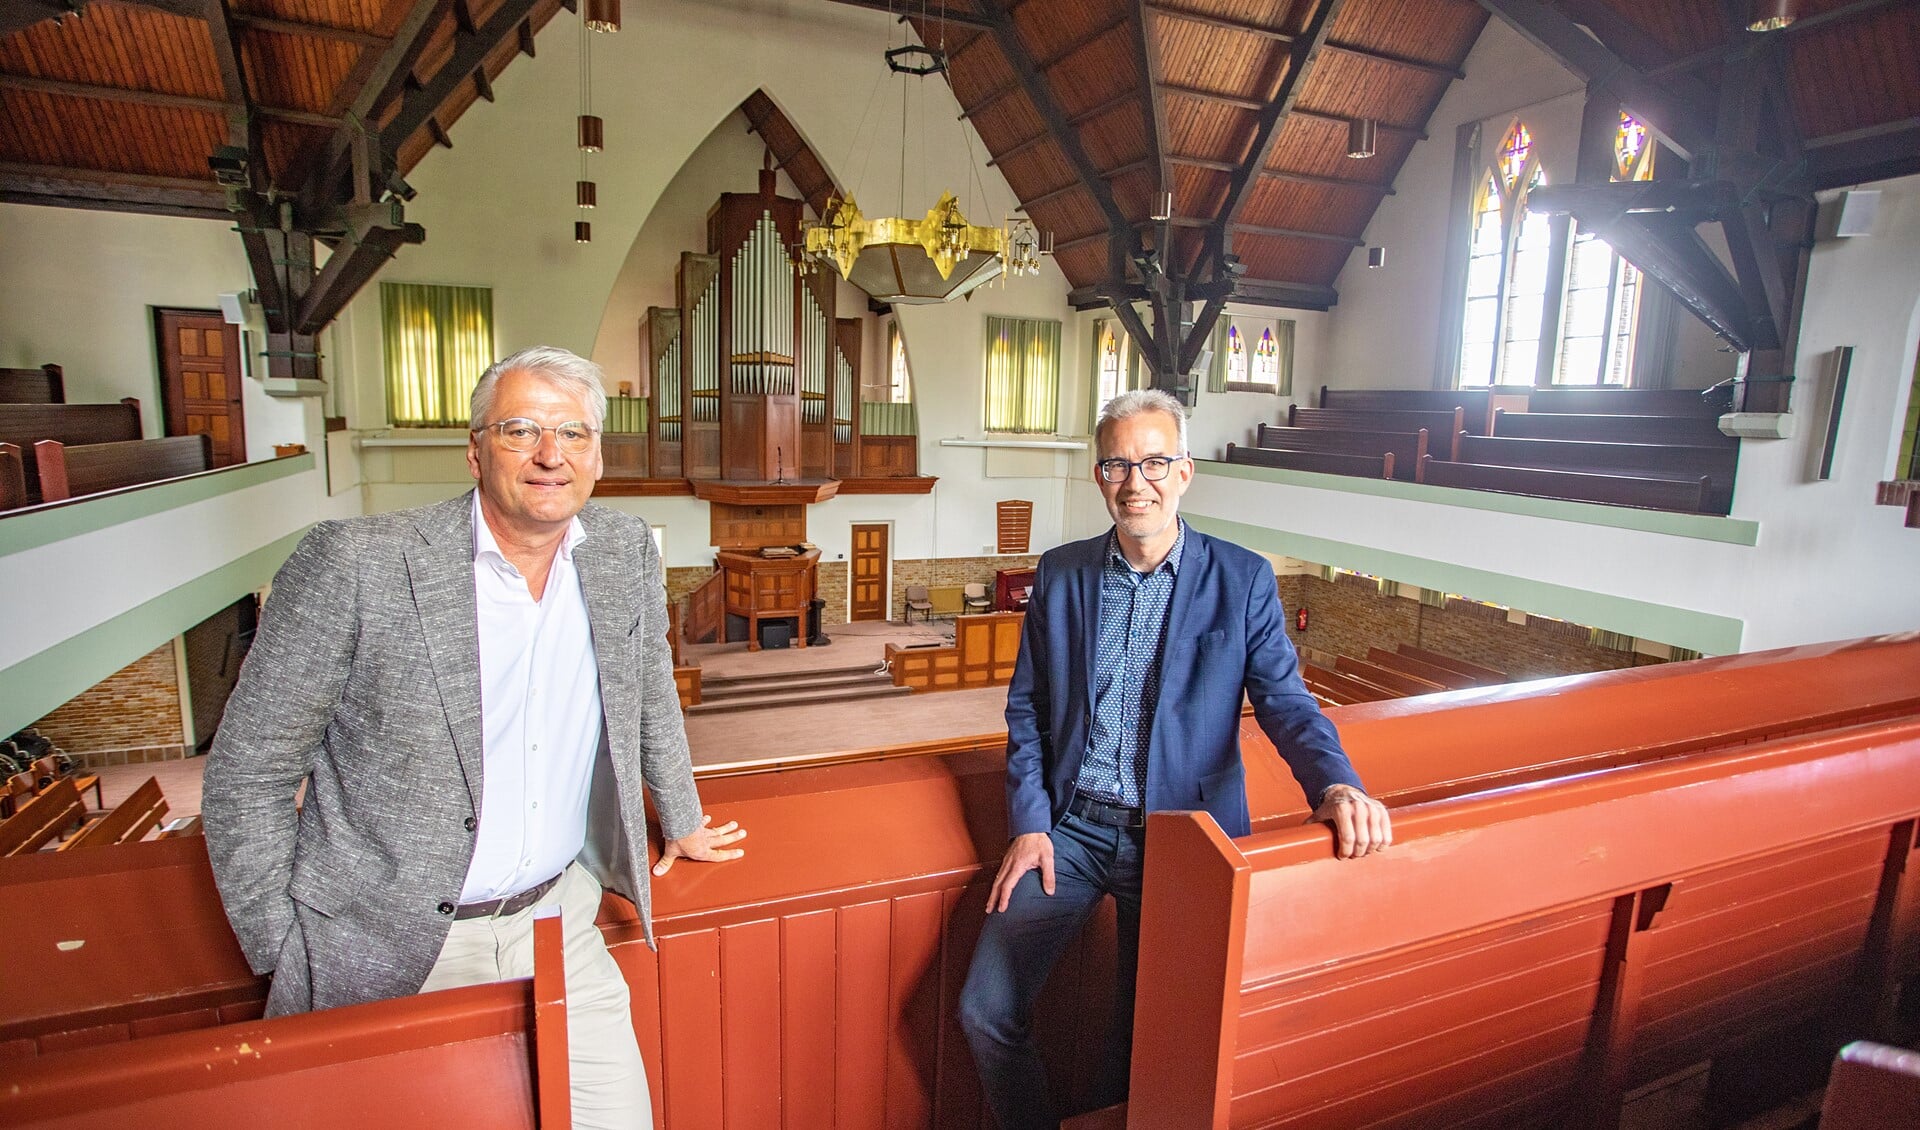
799, 39, 1044, 304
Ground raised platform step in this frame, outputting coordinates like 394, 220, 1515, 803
699, 670, 894, 701
698, 662, 880, 692
686, 681, 913, 715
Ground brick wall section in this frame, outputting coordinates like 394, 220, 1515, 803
817, 560, 849, 625
665, 566, 716, 609
1275, 574, 1656, 683
892, 555, 1041, 619
31, 643, 189, 767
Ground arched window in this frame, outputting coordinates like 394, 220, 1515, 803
1252, 327, 1280, 387
1097, 323, 1124, 407
1458, 120, 1549, 387
1226, 324, 1249, 385
888, 323, 912, 404
1555, 112, 1656, 385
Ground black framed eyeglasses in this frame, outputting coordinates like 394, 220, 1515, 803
476, 418, 598, 454
1096, 455, 1188, 483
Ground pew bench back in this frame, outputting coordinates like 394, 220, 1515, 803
34, 434, 213, 502
0, 400, 141, 502
1527, 386, 1731, 417
1421, 455, 1712, 513
0, 365, 64, 404
1455, 434, 1737, 514
1254, 424, 1428, 481
1222, 444, 1395, 480
1129, 714, 1920, 1128
1492, 408, 1735, 446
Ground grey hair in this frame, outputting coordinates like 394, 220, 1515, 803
1095, 388, 1188, 455
470, 345, 609, 431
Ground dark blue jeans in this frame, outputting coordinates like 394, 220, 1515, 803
958, 812, 1146, 1130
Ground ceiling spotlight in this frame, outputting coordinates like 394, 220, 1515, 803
1747, 0, 1794, 31
1150, 190, 1173, 222
577, 180, 597, 208
578, 115, 604, 152
1347, 118, 1378, 160
575, 221, 592, 243
1366, 245, 1386, 268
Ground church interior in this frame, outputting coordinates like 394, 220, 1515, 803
3, 0, 1920, 1124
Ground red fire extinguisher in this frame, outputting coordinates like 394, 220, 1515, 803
1295, 607, 1309, 632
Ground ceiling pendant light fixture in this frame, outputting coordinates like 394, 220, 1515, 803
583, 0, 620, 34
1347, 118, 1378, 159
800, 30, 1043, 304
1747, 0, 1795, 31
573, 14, 600, 242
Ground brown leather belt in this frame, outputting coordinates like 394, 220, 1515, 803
454, 871, 564, 920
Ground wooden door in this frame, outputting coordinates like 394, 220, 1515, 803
851, 523, 888, 622
155, 308, 245, 468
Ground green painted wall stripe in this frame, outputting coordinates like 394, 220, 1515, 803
1184, 512, 1745, 655
1198, 459, 1760, 546
0, 528, 309, 736
0, 454, 314, 558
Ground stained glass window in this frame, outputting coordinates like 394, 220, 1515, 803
1252, 328, 1280, 387
1226, 324, 1249, 385
1458, 119, 1546, 387
1097, 324, 1124, 406
887, 322, 913, 403
1499, 121, 1532, 191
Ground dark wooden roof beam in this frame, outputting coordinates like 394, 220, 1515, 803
518, 17, 537, 57
987, 88, 1139, 167
0, 74, 341, 128
0, 161, 227, 219
1136, 0, 1171, 206
1324, 41, 1463, 80
473, 65, 495, 103
976, 0, 1131, 238
1020, 156, 1154, 210
1170, 153, 1393, 194
960, 7, 1142, 120
293, 209, 426, 334
299, 0, 452, 212
1228, 277, 1339, 310
380, 0, 543, 166
1479, 0, 1713, 159
1646, 0, 1905, 78
1055, 228, 1114, 253
231, 14, 390, 49
1162, 216, 1361, 245
1161, 86, 1428, 139
427, 116, 454, 149
1217, 0, 1345, 235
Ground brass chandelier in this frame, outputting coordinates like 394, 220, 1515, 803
800, 40, 1045, 304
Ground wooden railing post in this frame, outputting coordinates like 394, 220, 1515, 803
1127, 812, 1251, 1130
532, 908, 571, 1129
1576, 882, 1672, 1129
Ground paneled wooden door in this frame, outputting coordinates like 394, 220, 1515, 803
851, 523, 888, 622
155, 308, 245, 467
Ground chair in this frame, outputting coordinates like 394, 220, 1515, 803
962, 582, 992, 612
904, 584, 934, 623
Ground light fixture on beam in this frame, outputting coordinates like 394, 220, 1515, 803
1747, 0, 1795, 31
1150, 190, 1173, 221
1366, 245, 1386, 268
584, 0, 620, 33
1347, 118, 1378, 159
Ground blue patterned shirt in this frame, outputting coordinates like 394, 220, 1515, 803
1076, 521, 1186, 807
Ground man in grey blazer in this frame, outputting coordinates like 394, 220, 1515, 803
203, 345, 743, 1129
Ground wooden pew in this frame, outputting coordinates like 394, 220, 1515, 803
1319, 386, 1512, 436
1527, 386, 1732, 417
1223, 443, 1394, 480
33, 433, 213, 503
1303, 663, 1397, 703
1333, 654, 1444, 696
4, 636, 1919, 1124
0, 914, 572, 1129
1455, 434, 1737, 514
1366, 647, 1481, 690
0, 442, 24, 510
0, 364, 63, 404
1254, 424, 1428, 482
1126, 711, 1920, 1128
0, 399, 141, 502
0, 779, 84, 857
1492, 407, 1735, 446
1421, 454, 1712, 513
1289, 405, 1464, 459
1394, 643, 1504, 683
1821, 1041, 1920, 1129
60, 777, 167, 851
28, 756, 100, 810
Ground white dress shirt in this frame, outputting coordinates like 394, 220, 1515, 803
459, 492, 604, 903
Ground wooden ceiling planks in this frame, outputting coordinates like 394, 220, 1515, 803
243, 27, 361, 113
0, 4, 225, 100
1786, 5, 1920, 140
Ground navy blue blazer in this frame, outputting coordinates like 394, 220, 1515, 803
1004, 525, 1363, 839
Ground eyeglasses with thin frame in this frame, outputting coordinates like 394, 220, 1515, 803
1096, 454, 1188, 483
475, 418, 599, 455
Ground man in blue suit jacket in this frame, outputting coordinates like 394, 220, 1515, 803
959, 389, 1392, 1129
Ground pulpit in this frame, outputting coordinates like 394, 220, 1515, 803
715, 547, 820, 651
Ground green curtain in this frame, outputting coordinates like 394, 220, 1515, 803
1274, 318, 1296, 396
1206, 317, 1229, 394
860, 401, 918, 436
605, 396, 648, 433
984, 315, 1061, 433
381, 282, 494, 427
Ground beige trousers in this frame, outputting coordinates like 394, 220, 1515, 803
421, 862, 651, 1129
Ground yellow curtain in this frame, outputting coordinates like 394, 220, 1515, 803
381, 282, 494, 427
983, 315, 1060, 434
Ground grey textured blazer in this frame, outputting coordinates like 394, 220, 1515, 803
202, 492, 703, 1016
